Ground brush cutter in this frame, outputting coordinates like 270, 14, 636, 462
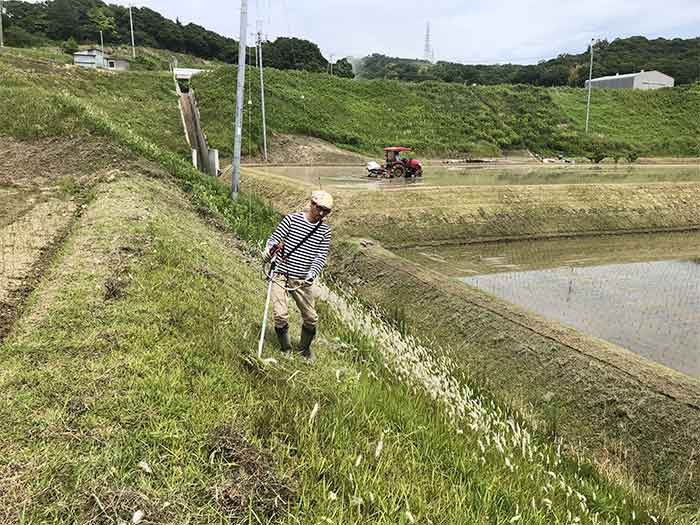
257, 218, 325, 359
257, 245, 307, 359
257, 256, 276, 359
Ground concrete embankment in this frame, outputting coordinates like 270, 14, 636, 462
241, 168, 700, 500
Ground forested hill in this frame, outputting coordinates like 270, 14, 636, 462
1, 0, 353, 75
358, 36, 700, 86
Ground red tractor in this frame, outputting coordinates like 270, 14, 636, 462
367, 146, 423, 178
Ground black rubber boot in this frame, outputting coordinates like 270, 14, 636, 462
275, 325, 292, 353
298, 325, 316, 360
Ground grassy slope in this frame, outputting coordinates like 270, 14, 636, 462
0, 169, 682, 524
1, 45, 222, 71
193, 65, 700, 158
0, 54, 697, 522
0, 47, 186, 155
107, 45, 224, 71
552, 86, 700, 156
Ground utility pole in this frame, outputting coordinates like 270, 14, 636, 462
100, 30, 104, 56
231, 0, 249, 200
129, 5, 136, 59
256, 22, 268, 162
585, 38, 596, 133
0, 0, 5, 49
329, 53, 334, 75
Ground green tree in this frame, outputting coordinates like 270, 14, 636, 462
333, 58, 354, 78
61, 37, 79, 55
47, 0, 78, 41
88, 6, 117, 38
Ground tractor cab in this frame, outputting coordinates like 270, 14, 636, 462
367, 146, 424, 178
383, 146, 423, 178
384, 146, 411, 165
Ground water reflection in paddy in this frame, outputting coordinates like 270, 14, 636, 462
256, 164, 700, 190
398, 232, 700, 377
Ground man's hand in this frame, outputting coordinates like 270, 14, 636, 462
262, 246, 272, 262
303, 276, 315, 287
264, 242, 284, 262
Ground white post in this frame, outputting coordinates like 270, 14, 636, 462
100, 30, 104, 55
231, 0, 248, 200
585, 38, 595, 134
257, 29, 268, 162
0, 0, 5, 48
129, 5, 136, 59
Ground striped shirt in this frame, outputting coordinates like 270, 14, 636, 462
266, 211, 332, 280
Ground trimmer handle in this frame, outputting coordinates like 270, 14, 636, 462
269, 242, 284, 258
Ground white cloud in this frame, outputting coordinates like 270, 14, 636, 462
117, 0, 700, 63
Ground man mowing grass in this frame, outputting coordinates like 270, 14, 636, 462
264, 190, 333, 359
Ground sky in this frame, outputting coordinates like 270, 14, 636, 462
116, 0, 700, 64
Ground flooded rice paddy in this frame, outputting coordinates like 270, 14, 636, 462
399, 232, 700, 377
257, 164, 700, 190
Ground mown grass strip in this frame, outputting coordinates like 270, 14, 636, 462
1, 175, 684, 523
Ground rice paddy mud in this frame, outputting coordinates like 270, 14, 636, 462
399, 231, 700, 377
241, 165, 700, 247
239, 162, 700, 502
260, 163, 700, 190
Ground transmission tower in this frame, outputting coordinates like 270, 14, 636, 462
424, 22, 434, 63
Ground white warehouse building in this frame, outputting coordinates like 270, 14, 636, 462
585, 70, 674, 90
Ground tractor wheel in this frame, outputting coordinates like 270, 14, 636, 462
391, 164, 406, 178
415, 167, 423, 177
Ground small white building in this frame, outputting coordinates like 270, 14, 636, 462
105, 58, 130, 71
173, 68, 208, 80
73, 48, 130, 71
585, 70, 674, 90
73, 48, 107, 69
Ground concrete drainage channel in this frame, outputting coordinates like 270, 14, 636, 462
178, 90, 220, 177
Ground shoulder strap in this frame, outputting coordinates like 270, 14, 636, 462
282, 219, 323, 261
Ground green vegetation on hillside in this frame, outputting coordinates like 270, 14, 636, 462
2, 50, 699, 522
3, 0, 343, 73
194, 66, 700, 158
552, 85, 700, 155
0, 47, 186, 154
358, 37, 700, 86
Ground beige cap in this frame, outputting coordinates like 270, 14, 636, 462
311, 190, 334, 210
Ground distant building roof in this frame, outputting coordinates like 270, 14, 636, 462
589, 70, 673, 82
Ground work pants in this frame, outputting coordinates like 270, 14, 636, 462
271, 274, 318, 330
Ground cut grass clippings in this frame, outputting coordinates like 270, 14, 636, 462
0, 174, 687, 524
